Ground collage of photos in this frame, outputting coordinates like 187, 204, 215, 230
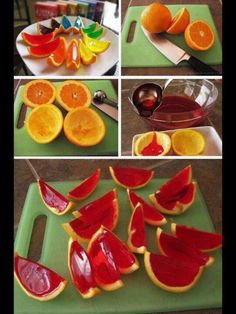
14, 1, 222, 314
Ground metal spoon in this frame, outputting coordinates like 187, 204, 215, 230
128, 79, 173, 117
93, 90, 118, 108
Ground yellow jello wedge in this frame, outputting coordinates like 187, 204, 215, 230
78, 39, 97, 65
83, 34, 110, 54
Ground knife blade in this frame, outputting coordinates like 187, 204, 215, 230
92, 102, 118, 122
141, 27, 220, 75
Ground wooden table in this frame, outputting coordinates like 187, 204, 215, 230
121, 79, 222, 156
121, 0, 222, 75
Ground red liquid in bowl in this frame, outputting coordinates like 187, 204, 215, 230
150, 95, 205, 130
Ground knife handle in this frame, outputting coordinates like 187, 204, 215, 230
187, 56, 220, 75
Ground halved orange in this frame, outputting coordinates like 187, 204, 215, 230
56, 80, 91, 111
63, 107, 106, 147
184, 19, 215, 51
134, 131, 171, 156
167, 8, 190, 34
25, 104, 63, 144
22, 80, 56, 108
171, 129, 205, 156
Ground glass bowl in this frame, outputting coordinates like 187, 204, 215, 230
128, 79, 218, 130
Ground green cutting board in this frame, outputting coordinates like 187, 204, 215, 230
122, 5, 222, 67
14, 80, 118, 156
14, 179, 222, 314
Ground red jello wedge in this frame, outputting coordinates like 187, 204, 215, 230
28, 37, 60, 57
127, 203, 146, 254
22, 31, 54, 46
149, 182, 196, 215
144, 251, 203, 293
109, 166, 154, 189
72, 189, 117, 219
62, 198, 119, 243
156, 228, 214, 267
159, 165, 192, 197
68, 168, 101, 201
37, 179, 74, 215
87, 231, 123, 291
66, 39, 80, 70
171, 223, 222, 252
47, 37, 66, 67
127, 189, 166, 226
90, 226, 139, 274
68, 238, 100, 298
14, 252, 67, 301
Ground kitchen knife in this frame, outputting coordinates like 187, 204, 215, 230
92, 102, 118, 122
142, 27, 220, 75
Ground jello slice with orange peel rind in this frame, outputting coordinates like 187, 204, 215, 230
14, 252, 67, 301
87, 227, 124, 291
27, 37, 60, 57
88, 226, 139, 276
144, 251, 204, 293
166, 8, 190, 34
62, 201, 119, 243
127, 203, 146, 254
83, 34, 110, 54
25, 104, 63, 144
134, 131, 171, 156
21, 31, 55, 46
109, 166, 154, 189
68, 168, 101, 201
67, 238, 100, 298
22, 79, 56, 108
149, 182, 196, 215
148, 165, 196, 215
63, 108, 106, 147
78, 39, 97, 65
171, 223, 222, 252
62, 195, 119, 243
47, 37, 67, 67
56, 80, 92, 111
65, 39, 80, 70
37, 179, 74, 215
127, 189, 167, 226
156, 227, 214, 268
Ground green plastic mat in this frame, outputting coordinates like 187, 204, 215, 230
122, 5, 222, 67
14, 80, 118, 156
14, 178, 222, 314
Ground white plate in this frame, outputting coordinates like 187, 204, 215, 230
132, 126, 222, 157
16, 16, 118, 76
